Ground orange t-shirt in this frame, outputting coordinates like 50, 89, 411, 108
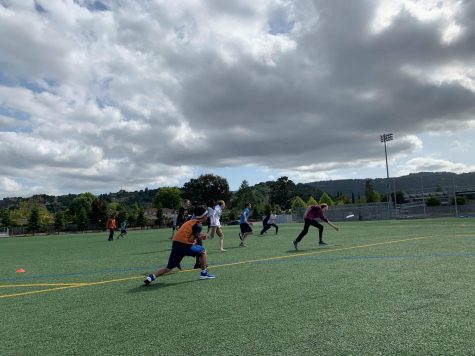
172, 219, 201, 244
106, 218, 116, 229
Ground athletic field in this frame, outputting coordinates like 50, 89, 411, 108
1, 218, 474, 355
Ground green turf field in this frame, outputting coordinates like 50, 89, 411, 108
1, 218, 475, 355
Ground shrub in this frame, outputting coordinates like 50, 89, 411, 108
426, 196, 441, 206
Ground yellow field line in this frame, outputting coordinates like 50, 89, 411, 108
208, 235, 434, 269
0, 276, 143, 299
0, 283, 86, 288
0, 234, 435, 299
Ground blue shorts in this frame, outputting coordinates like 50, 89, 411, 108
167, 241, 205, 269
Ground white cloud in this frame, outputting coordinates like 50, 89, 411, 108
0, 176, 22, 192
398, 157, 475, 175
371, 0, 463, 43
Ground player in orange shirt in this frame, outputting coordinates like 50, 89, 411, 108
144, 206, 215, 285
106, 215, 117, 241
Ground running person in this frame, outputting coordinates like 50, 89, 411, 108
169, 210, 178, 240
239, 202, 253, 247
206, 200, 215, 233
260, 211, 279, 235
143, 206, 215, 285
117, 220, 128, 239
176, 199, 191, 229
293, 203, 339, 250
208, 200, 226, 252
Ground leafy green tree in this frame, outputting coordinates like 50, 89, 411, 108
11, 200, 53, 225
291, 196, 307, 209
117, 209, 128, 227
76, 208, 88, 231
365, 179, 380, 203
182, 174, 231, 205
294, 183, 323, 202
336, 195, 351, 205
451, 196, 467, 205
136, 207, 146, 229
263, 204, 272, 215
251, 205, 261, 220
307, 196, 318, 205
128, 203, 140, 227
319, 192, 334, 206
426, 196, 441, 206
224, 209, 239, 222
1, 209, 12, 229
90, 198, 108, 227
232, 180, 254, 210
270, 176, 295, 210
248, 183, 271, 210
386, 191, 406, 205
69, 193, 95, 224
28, 207, 41, 234
155, 206, 164, 227
54, 211, 66, 232
154, 187, 182, 210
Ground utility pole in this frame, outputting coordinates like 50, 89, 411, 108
453, 175, 458, 217
380, 133, 393, 218
420, 175, 426, 218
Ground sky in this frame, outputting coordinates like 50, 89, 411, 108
1, 0, 475, 199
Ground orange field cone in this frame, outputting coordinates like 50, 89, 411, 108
15, 268, 26, 273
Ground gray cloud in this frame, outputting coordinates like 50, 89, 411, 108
0, 0, 474, 198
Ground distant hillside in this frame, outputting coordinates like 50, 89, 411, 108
1, 172, 474, 211
307, 172, 475, 197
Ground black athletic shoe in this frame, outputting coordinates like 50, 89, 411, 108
293, 240, 299, 251
319, 241, 327, 246
144, 274, 155, 286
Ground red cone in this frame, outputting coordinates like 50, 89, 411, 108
15, 268, 25, 273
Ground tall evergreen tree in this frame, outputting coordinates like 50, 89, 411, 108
90, 198, 108, 227
291, 196, 307, 209
28, 207, 41, 235
319, 192, 334, 206
54, 211, 66, 232
136, 207, 146, 229
232, 180, 254, 210
76, 208, 88, 231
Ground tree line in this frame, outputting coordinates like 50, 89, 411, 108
1, 174, 468, 235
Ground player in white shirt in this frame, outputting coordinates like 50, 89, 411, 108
260, 211, 279, 235
208, 200, 226, 252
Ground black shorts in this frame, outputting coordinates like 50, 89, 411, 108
240, 223, 252, 234
167, 241, 205, 269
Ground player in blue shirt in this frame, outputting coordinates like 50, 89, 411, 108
239, 202, 253, 247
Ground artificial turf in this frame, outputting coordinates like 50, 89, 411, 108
1, 218, 474, 355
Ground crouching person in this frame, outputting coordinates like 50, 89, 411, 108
144, 206, 215, 285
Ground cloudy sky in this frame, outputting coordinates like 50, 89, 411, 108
1, 0, 475, 199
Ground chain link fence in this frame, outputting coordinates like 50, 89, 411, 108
292, 201, 475, 222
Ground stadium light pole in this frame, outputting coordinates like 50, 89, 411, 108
380, 133, 393, 217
